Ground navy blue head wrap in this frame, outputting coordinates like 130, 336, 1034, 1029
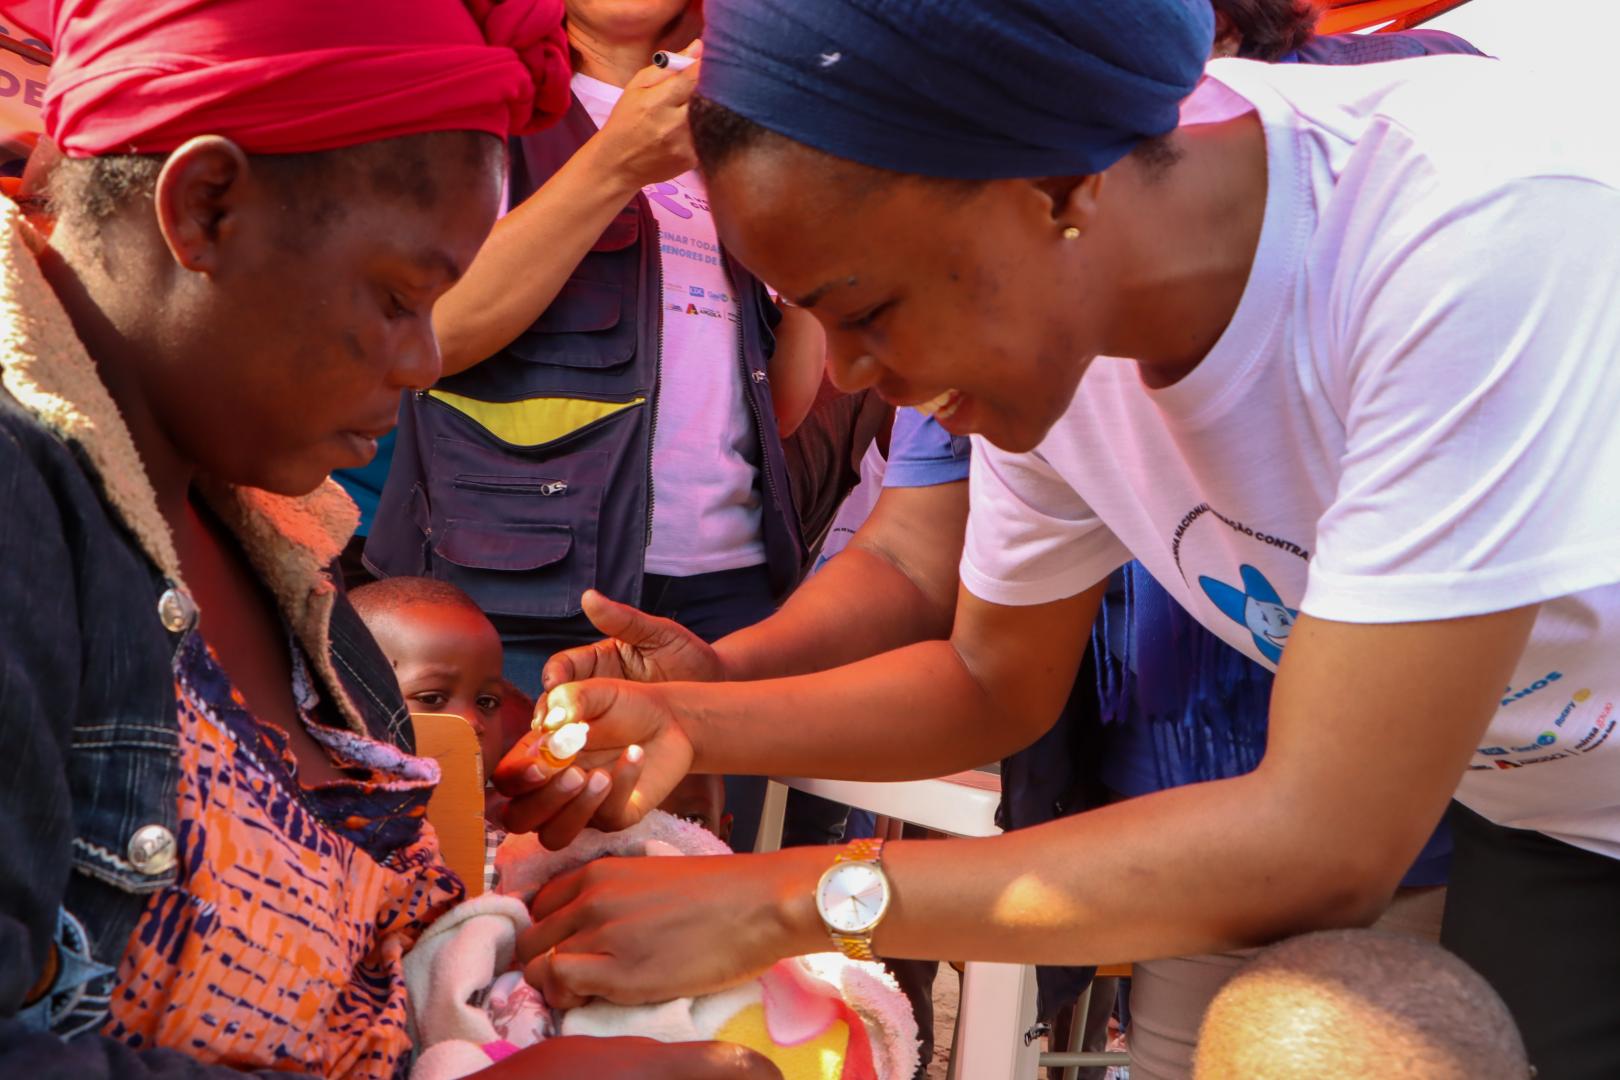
699, 0, 1215, 180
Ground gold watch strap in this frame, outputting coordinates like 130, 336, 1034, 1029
836, 837, 885, 866
830, 932, 879, 961
826, 838, 887, 960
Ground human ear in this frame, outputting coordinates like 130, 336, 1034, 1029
1211, 12, 1242, 58
1030, 173, 1106, 238
152, 135, 252, 274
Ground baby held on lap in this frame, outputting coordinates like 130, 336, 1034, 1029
353, 577, 915, 1079
351, 575, 727, 853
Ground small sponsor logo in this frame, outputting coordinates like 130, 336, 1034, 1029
1501, 671, 1563, 707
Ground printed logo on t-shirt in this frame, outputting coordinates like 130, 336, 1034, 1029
1500, 671, 1564, 707
1470, 689, 1617, 771
1171, 502, 1311, 569
645, 180, 695, 220
1201, 565, 1298, 664
1167, 501, 1311, 666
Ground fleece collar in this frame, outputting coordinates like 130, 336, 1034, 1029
0, 200, 368, 732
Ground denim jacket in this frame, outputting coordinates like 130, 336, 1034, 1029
366, 96, 803, 631
0, 203, 414, 1077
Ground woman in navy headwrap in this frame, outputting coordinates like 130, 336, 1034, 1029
506, 3, 1620, 1076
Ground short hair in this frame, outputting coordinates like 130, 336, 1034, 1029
1194, 930, 1530, 1080
689, 94, 779, 177
46, 129, 501, 232
1210, 0, 1321, 61
350, 575, 486, 626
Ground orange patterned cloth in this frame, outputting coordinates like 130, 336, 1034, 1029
103, 633, 463, 1077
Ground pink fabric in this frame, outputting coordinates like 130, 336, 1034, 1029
37, 0, 569, 156
480, 1040, 522, 1063
759, 962, 841, 1048
828, 998, 880, 1080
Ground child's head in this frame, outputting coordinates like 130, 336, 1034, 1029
497, 678, 536, 760
351, 576, 507, 777
660, 774, 730, 844
1194, 929, 1530, 1080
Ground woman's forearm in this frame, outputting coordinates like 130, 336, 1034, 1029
687, 587, 1098, 780
696, 585, 1094, 777
683, 639, 1019, 780
714, 545, 953, 682
434, 136, 640, 376
769, 772, 1411, 969
764, 608, 1538, 969
714, 483, 969, 681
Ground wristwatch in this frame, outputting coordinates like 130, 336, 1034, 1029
815, 838, 892, 960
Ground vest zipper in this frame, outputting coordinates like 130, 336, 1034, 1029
452, 477, 569, 497
740, 306, 780, 537
645, 213, 662, 548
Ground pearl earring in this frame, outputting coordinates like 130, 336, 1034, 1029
1062, 226, 1081, 240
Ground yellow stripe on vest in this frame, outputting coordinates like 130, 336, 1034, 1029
428, 390, 644, 448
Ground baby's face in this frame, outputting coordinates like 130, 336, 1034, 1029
660, 774, 730, 842
372, 601, 508, 775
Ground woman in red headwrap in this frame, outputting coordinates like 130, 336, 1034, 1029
0, 1, 773, 1077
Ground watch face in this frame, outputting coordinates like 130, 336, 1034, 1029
818, 862, 889, 933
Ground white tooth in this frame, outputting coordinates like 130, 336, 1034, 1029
914, 389, 959, 417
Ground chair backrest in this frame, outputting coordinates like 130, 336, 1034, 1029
412, 712, 487, 897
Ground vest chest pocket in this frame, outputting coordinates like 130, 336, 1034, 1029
432, 520, 584, 620
426, 435, 612, 620
509, 276, 636, 370
503, 202, 640, 371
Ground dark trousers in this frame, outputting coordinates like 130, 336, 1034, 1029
500, 564, 848, 854
1441, 802, 1620, 1080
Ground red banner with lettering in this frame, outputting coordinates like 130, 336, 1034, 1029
0, 30, 46, 175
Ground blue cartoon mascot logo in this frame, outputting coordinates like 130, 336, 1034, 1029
1200, 564, 1297, 664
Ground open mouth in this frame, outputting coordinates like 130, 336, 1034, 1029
911, 388, 964, 423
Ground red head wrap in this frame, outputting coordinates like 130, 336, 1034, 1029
33, 0, 569, 157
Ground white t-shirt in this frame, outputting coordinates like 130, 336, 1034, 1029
960, 57, 1620, 857
573, 74, 765, 576
810, 440, 889, 576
